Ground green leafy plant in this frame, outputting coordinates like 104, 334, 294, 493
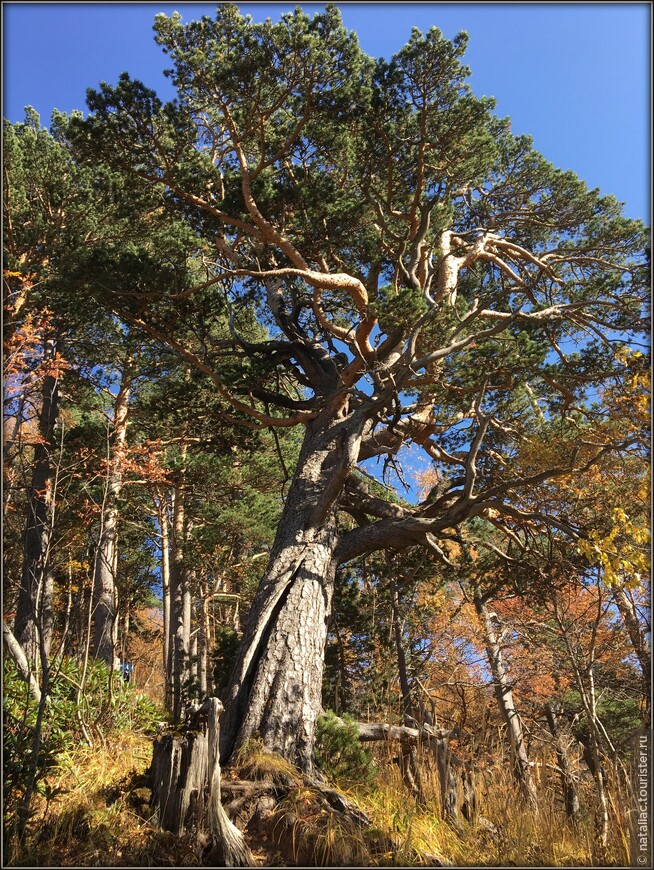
211, 625, 241, 694
2, 656, 162, 843
314, 710, 377, 787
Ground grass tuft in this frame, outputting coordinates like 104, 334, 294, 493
234, 737, 303, 787
8, 731, 200, 867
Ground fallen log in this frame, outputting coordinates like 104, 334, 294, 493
354, 720, 452, 744
332, 716, 478, 824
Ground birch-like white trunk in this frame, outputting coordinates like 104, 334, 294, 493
170, 442, 190, 722
474, 592, 538, 806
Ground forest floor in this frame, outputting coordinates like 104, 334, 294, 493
10, 728, 628, 867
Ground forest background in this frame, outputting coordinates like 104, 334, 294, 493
2, 2, 651, 867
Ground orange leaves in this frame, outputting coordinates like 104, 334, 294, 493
3, 268, 34, 319
4, 309, 52, 377
3, 308, 69, 399
111, 440, 173, 487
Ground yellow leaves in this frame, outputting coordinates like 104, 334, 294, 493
64, 557, 90, 573
603, 346, 651, 434
615, 346, 643, 364
577, 505, 650, 590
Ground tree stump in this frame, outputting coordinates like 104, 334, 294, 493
149, 698, 253, 866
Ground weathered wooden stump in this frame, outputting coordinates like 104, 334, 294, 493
149, 698, 254, 866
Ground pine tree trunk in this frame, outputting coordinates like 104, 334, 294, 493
170, 444, 190, 722
474, 592, 538, 806
14, 337, 59, 662
92, 374, 130, 665
220, 410, 364, 771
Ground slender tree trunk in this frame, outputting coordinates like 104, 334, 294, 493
553, 595, 612, 853
198, 585, 209, 697
157, 492, 173, 712
184, 576, 192, 690
613, 584, 650, 713
14, 337, 59, 661
221, 409, 364, 771
473, 591, 538, 806
390, 581, 413, 724
2, 622, 41, 703
170, 443, 190, 722
389, 580, 427, 805
190, 630, 198, 696
119, 607, 130, 665
576, 728, 610, 856
92, 372, 131, 665
544, 703, 580, 823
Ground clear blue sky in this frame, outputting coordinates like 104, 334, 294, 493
2, 2, 650, 221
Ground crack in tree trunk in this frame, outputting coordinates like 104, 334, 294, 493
220, 410, 364, 770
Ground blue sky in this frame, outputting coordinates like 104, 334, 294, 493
2, 1, 650, 223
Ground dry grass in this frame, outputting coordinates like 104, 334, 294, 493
268, 787, 373, 866
339, 744, 632, 867
7, 730, 634, 867
9, 731, 200, 867
469, 762, 630, 867
234, 737, 303, 787
349, 755, 466, 866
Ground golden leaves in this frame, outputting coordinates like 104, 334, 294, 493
577, 505, 650, 590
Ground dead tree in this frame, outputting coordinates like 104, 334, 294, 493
149, 697, 253, 866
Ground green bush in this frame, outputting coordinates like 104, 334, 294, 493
3, 657, 162, 838
211, 625, 241, 694
314, 710, 377, 787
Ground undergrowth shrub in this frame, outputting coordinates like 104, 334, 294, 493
3, 657, 162, 846
314, 710, 377, 787
211, 624, 240, 694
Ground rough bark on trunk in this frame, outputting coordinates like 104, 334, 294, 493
149, 724, 208, 835
14, 338, 59, 661
92, 375, 130, 665
220, 410, 364, 771
474, 592, 538, 806
149, 697, 253, 866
